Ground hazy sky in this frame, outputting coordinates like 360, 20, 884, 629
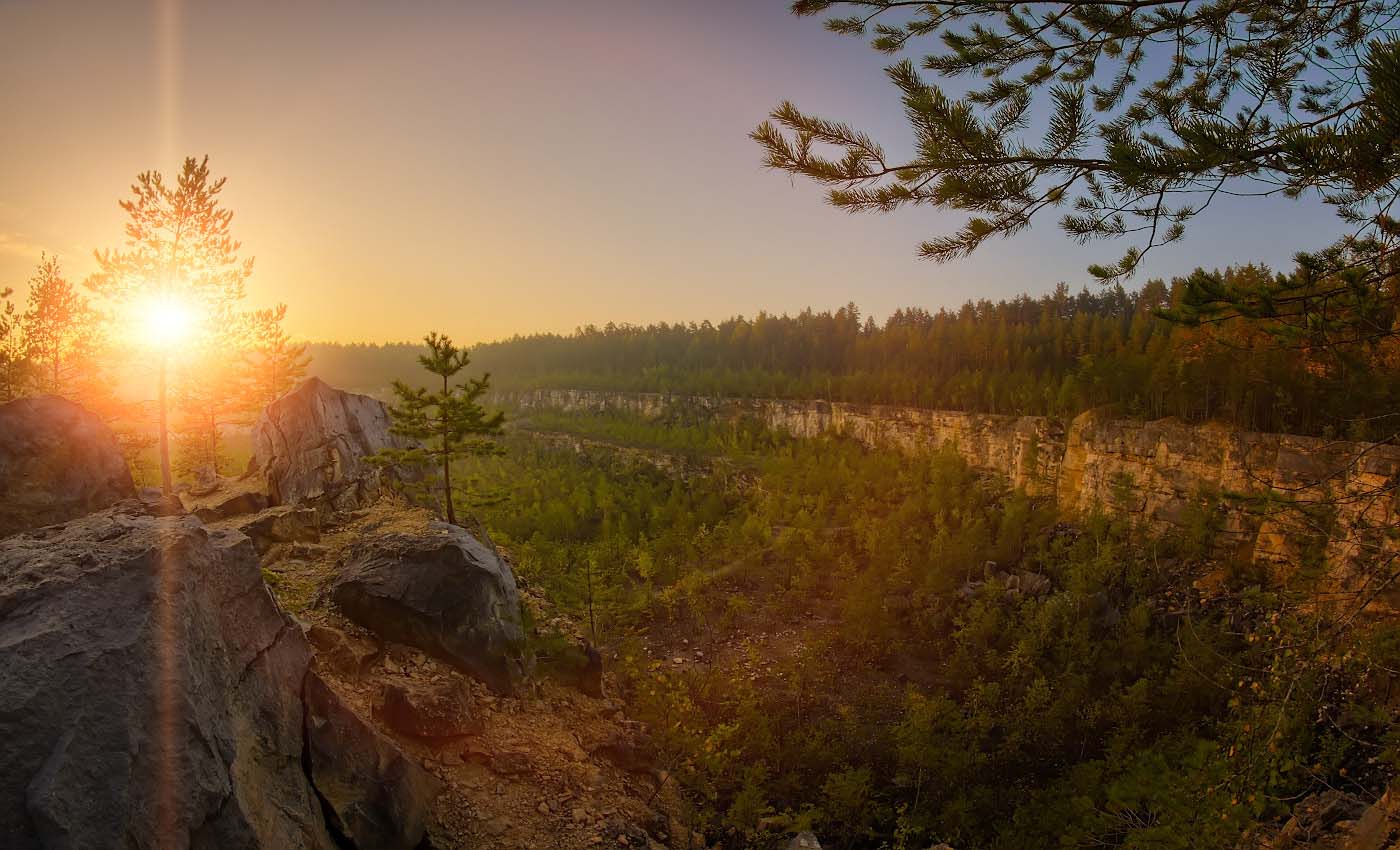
0, 0, 1348, 343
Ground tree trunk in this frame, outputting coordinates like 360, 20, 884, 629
441, 373, 455, 525
158, 354, 173, 496
208, 413, 219, 476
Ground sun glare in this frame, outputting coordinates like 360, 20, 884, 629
138, 295, 196, 348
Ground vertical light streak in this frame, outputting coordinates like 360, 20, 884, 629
157, 0, 180, 165
154, 3, 182, 843
153, 523, 180, 846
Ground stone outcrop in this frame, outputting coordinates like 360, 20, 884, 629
0, 500, 451, 850
510, 389, 1400, 591
303, 672, 441, 850
0, 395, 135, 537
959, 560, 1052, 600
228, 504, 321, 555
0, 502, 336, 849
331, 521, 526, 694
182, 473, 270, 522
250, 377, 419, 514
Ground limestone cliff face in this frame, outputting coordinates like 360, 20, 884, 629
506, 389, 1400, 583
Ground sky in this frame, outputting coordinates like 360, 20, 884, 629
0, 0, 1351, 344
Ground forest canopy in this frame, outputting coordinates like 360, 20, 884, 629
312, 265, 1399, 438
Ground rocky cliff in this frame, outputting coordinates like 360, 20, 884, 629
506, 389, 1400, 590
0, 502, 339, 849
249, 377, 420, 514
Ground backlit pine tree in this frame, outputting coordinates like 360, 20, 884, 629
241, 304, 310, 410
21, 254, 104, 403
377, 332, 504, 525
0, 288, 26, 402
88, 155, 256, 494
172, 343, 251, 478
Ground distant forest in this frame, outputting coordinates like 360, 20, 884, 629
310, 265, 1399, 438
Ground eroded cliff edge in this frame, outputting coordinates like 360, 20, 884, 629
506, 389, 1400, 591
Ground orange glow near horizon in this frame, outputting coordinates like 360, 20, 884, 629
0, 1, 1350, 347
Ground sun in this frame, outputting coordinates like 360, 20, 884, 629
137, 294, 197, 348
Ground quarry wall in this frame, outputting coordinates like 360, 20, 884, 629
504, 388, 1400, 577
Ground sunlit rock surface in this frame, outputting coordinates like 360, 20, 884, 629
331, 520, 526, 694
182, 472, 270, 522
0, 502, 336, 849
249, 377, 419, 514
227, 504, 321, 555
0, 395, 134, 538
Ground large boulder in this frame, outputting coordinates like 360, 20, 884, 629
0, 395, 135, 537
249, 378, 419, 513
331, 522, 526, 693
303, 672, 441, 850
0, 502, 335, 849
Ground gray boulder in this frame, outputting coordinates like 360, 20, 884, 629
303, 671, 441, 850
249, 378, 419, 514
0, 395, 135, 537
229, 504, 321, 555
331, 522, 526, 693
0, 501, 335, 849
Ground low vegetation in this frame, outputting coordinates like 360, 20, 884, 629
466, 411, 1400, 849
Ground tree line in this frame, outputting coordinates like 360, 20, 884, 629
301, 264, 1396, 438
